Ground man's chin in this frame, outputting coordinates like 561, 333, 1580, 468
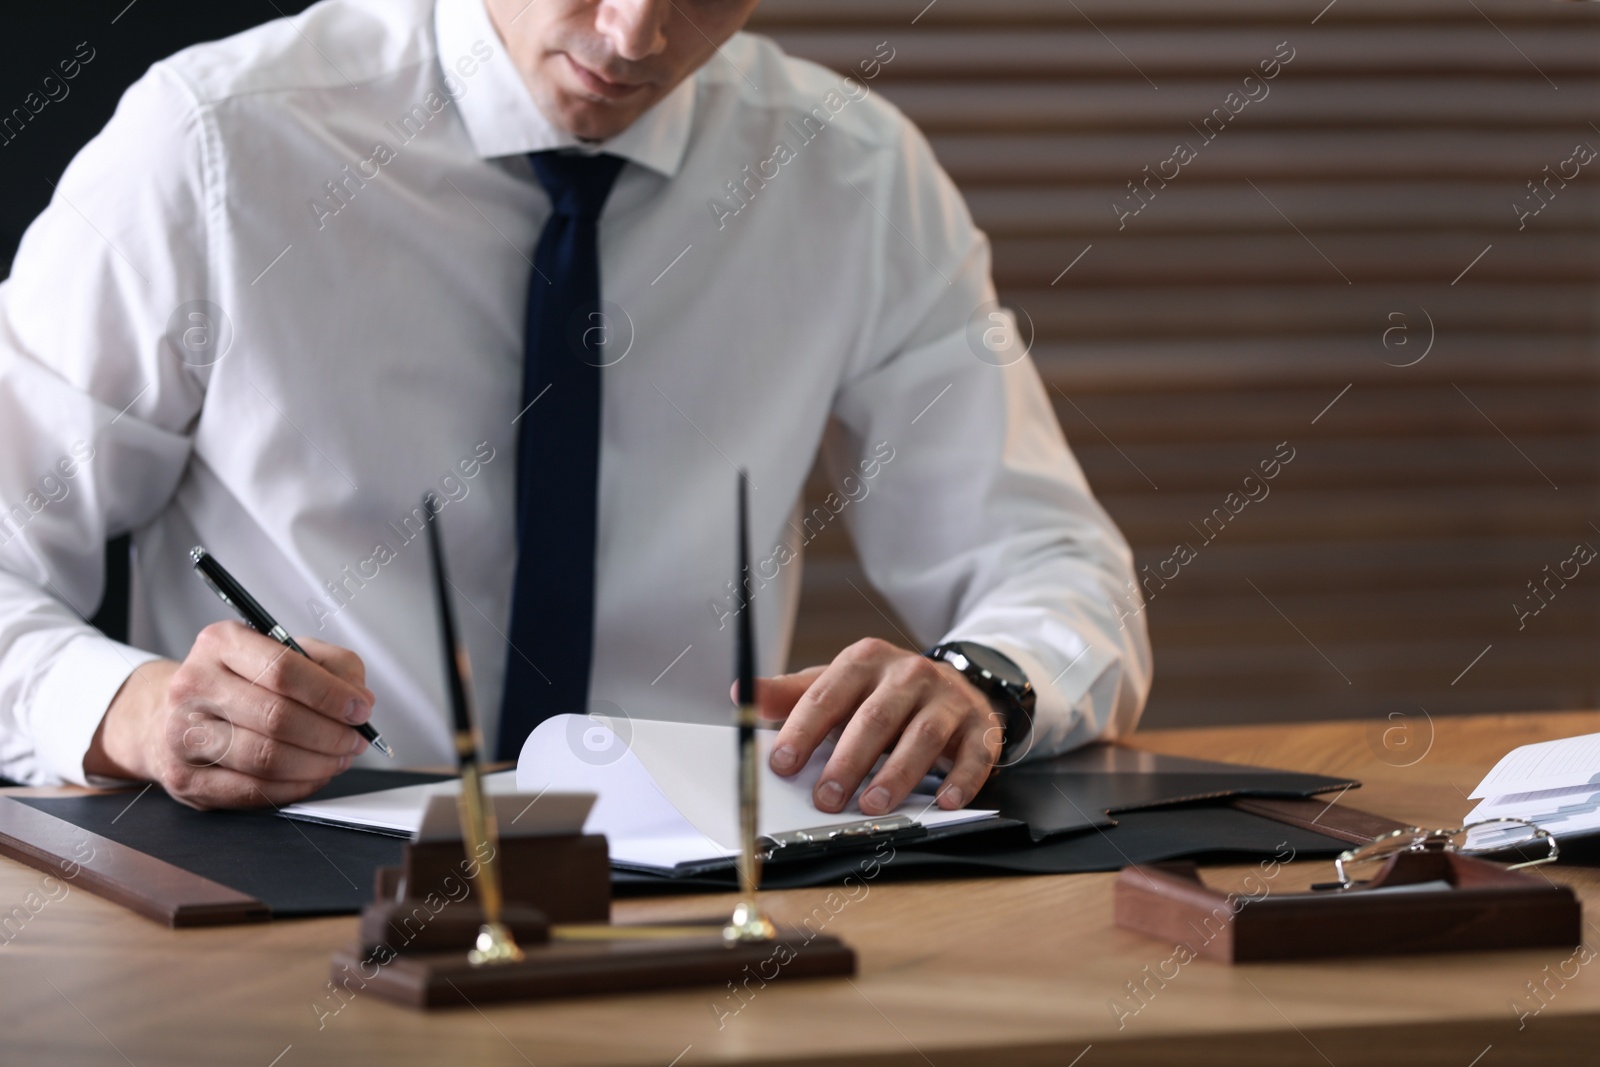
546, 94, 650, 143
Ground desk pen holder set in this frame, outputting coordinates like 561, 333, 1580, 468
362, 830, 611, 950
346, 484, 854, 1008
1113, 849, 1581, 963
332, 828, 856, 1009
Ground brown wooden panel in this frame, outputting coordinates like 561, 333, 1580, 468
1032, 337, 1600, 391
1076, 439, 1600, 493
1129, 537, 1600, 591
879, 80, 1600, 132
1049, 384, 1600, 440
754, 0, 1600, 26
1144, 587, 1594, 641
1008, 286, 1598, 339
763, 30, 1600, 78
933, 131, 1600, 182
993, 234, 1600, 285
1108, 490, 1593, 542
761, 0, 1600, 732
967, 185, 1600, 236
1147, 640, 1594, 690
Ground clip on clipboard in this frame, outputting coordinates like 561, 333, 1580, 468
1114, 845, 1581, 963
762, 814, 918, 851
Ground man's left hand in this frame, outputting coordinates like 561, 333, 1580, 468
743, 638, 1004, 816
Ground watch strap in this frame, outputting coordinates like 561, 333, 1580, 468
926, 641, 1035, 763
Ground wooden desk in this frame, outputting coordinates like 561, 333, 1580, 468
3, 711, 1597, 1066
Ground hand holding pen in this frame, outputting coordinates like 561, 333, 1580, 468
192, 550, 392, 758
82, 548, 391, 810
191, 548, 393, 758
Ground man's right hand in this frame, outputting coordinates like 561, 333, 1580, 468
84, 621, 375, 810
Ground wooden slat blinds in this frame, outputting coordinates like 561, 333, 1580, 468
754, 0, 1600, 728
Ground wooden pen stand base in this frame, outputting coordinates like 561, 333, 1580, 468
334, 834, 855, 1009
334, 929, 855, 1009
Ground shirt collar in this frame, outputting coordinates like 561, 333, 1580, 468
434, 0, 694, 177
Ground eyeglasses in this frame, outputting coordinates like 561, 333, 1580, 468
1333, 817, 1558, 890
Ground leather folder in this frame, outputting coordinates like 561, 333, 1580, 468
620, 746, 1366, 890
974, 743, 1359, 840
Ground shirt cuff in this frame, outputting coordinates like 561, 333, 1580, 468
32, 634, 162, 787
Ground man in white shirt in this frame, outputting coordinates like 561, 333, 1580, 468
0, 0, 1150, 812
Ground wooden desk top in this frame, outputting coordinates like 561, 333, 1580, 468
3, 710, 1598, 1067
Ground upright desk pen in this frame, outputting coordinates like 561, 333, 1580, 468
724, 471, 776, 945
190, 546, 393, 758
423, 498, 523, 966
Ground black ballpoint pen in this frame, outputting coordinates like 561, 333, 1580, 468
189, 546, 395, 758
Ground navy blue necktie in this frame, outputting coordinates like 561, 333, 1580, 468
497, 151, 627, 761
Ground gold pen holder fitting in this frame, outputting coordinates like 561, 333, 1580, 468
468, 921, 526, 966
721, 902, 776, 945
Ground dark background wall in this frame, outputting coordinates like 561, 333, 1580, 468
1, 3, 317, 267
0, 1, 314, 639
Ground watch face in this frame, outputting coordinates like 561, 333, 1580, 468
950, 642, 1024, 686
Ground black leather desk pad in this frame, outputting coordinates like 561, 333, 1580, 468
14, 747, 1357, 912
16, 769, 451, 917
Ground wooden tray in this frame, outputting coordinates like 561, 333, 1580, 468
1114, 849, 1580, 962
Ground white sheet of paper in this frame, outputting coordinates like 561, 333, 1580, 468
1469, 731, 1600, 798
1463, 731, 1600, 840
280, 771, 561, 837
414, 790, 594, 842
515, 714, 998, 870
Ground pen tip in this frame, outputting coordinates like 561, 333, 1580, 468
375, 737, 396, 759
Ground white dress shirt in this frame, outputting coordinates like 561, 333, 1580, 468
0, 0, 1151, 786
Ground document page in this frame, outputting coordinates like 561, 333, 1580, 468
282, 715, 998, 871
281, 771, 533, 835
1465, 731, 1600, 840
1470, 731, 1600, 798
516, 715, 997, 871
